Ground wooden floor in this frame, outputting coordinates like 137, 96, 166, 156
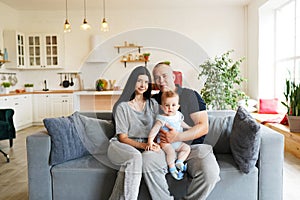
0, 126, 300, 200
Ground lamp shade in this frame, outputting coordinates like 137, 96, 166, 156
80, 19, 91, 30
64, 19, 71, 32
101, 18, 109, 32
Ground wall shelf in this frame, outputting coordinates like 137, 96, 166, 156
120, 60, 148, 68
114, 45, 143, 53
0, 60, 10, 67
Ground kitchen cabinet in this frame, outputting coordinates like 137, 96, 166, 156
0, 93, 73, 129
0, 94, 33, 131
73, 91, 122, 112
52, 94, 74, 118
27, 34, 62, 69
3, 30, 26, 68
33, 94, 53, 123
33, 93, 73, 123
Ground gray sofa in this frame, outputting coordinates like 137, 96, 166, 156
26, 111, 284, 200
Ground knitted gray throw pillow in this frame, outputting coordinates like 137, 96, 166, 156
230, 106, 261, 174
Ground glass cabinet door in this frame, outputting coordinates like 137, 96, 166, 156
45, 35, 58, 66
28, 35, 41, 67
17, 33, 25, 67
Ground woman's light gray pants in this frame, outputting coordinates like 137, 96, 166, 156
108, 140, 219, 200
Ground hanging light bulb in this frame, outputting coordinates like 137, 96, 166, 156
80, 0, 91, 30
101, 18, 109, 32
64, 0, 71, 32
100, 0, 109, 32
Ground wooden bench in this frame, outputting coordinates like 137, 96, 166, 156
252, 113, 300, 159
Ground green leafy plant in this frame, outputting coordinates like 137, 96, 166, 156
24, 83, 34, 87
143, 52, 150, 57
198, 50, 248, 110
281, 79, 300, 116
1, 82, 11, 88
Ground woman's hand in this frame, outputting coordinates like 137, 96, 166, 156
159, 123, 179, 144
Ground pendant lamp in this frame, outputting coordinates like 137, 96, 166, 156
101, 0, 109, 32
63, 0, 71, 32
80, 0, 91, 30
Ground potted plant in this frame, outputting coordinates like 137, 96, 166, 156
24, 83, 34, 92
143, 53, 150, 61
1, 82, 11, 94
281, 79, 300, 132
198, 50, 248, 110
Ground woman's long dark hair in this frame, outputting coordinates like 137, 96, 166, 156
112, 66, 152, 116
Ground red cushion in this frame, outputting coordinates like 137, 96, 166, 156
259, 98, 279, 114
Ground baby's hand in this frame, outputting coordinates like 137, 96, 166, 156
146, 141, 153, 151
150, 142, 161, 152
146, 142, 160, 151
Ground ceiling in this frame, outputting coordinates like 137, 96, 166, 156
0, 0, 252, 11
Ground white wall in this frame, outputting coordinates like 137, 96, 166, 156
247, 0, 269, 99
0, 2, 247, 93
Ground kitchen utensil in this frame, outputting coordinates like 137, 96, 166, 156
59, 74, 63, 86
1, 74, 6, 81
63, 74, 70, 88
70, 74, 74, 86
8, 75, 13, 84
11, 75, 18, 86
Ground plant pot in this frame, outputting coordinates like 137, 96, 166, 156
3, 87, 10, 94
25, 87, 34, 92
287, 115, 300, 132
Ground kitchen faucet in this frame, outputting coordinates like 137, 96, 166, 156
43, 80, 49, 91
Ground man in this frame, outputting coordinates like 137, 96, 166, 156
142, 62, 220, 200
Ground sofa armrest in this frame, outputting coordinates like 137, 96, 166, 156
26, 131, 52, 200
258, 125, 284, 200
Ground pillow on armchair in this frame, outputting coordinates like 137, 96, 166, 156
230, 106, 261, 174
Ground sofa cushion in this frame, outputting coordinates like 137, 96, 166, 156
207, 154, 258, 200
205, 115, 234, 154
43, 112, 116, 166
51, 155, 117, 200
230, 106, 261, 173
43, 114, 89, 165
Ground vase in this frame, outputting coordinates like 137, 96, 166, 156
287, 115, 300, 132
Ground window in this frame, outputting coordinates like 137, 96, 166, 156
275, 0, 300, 98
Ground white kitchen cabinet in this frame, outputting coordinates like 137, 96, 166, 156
33, 93, 74, 124
33, 94, 53, 123
52, 94, 74, 118
27, 34, 62, 69
3, 30, 26, 68
0, 94, 33, 131
0, 96, 14, 109
19, 95, 33, 127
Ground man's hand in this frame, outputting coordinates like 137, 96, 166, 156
159, 123, 179, 143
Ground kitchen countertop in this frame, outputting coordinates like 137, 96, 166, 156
73, 90, 122, 95
0, 90, 124, 97
0, 89, 159, 97
0, 90, 76, 97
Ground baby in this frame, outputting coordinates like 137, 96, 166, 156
147, 90, 191, 180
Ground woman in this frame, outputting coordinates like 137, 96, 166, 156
107, 66, 172, 200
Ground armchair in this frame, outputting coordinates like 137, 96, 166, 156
0, 109, 16, 162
